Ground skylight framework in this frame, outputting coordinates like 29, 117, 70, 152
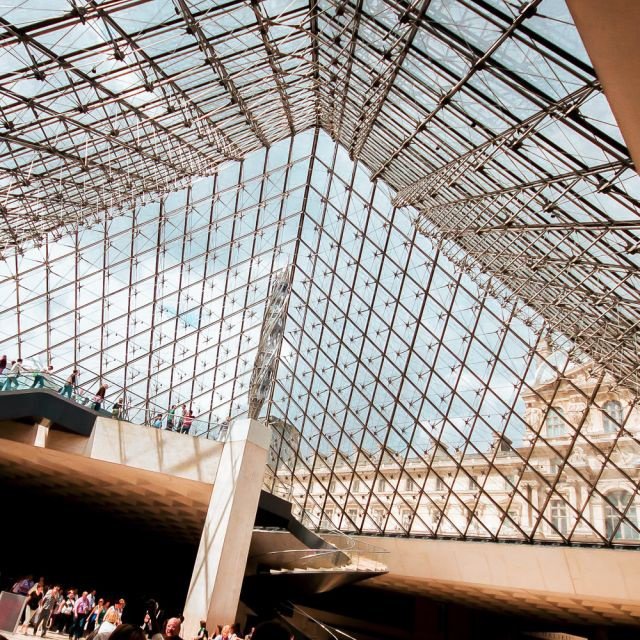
2, 0, 639, 390
1, 1, 640, 547
0, 0, 316, 245
265, 135, 640, 547
0, 134, 310, 421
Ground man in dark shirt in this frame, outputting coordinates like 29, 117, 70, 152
18, 584, 43, 633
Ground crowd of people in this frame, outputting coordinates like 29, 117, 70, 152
10, 576, 291, 640
12, 577, 126, 640
148, 404, 194, 433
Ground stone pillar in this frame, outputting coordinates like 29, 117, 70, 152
182, 418, 270, 639
34, 419, 52, 448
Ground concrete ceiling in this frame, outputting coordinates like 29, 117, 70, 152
357, 534, 640, 627
0, 435, 211, 542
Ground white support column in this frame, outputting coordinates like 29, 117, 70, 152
34, 419, 52, 448
182, 418, 270, 638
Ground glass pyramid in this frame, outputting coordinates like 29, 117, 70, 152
1, 0, 639, 547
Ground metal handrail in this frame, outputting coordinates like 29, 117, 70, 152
301, 509, 356, 551
251, 510, 388, 572
301, 509, 389, 571
0, 369, 229, 441
280, 602, 360, 640
250, 547, 350, 569
0, 368, 159, 414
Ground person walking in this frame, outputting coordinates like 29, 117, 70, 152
0, 354, 7, 374
60, 370, 79, 399
32, 585, 61, 637
97, 601, 110, 628
86, 598, 104, 635
92, 383, 108, 411
54, 590, 76, 635
50, 588, 66, 634
2, 360, 15, 390
3, 358, 27, 390
32, 364, 53, 389
71, 591, 91, 640
18, 583, 44, 633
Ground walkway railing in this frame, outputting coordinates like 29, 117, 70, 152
252, 511, 388, 573
0, 369, 229, 442
278, 602, 360, 640
312, 517, 389, 572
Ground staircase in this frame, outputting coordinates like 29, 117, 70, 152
243, 502, 388, 618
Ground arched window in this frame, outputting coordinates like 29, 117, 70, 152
603, 400, 623, 433
605, 490, 640, 540
546, 407, 566, 437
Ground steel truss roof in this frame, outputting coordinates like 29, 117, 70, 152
1, 0, 640, 547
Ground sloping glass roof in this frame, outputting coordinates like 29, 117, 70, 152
1, 1, 639, 546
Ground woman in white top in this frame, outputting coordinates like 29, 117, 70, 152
96, 609, 120, 637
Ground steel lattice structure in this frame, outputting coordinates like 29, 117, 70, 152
1, 0, 640, 547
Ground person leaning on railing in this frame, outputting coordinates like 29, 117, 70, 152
92, 383, 108, 411
181, 409, 194, 434
60, 369, 79, 398
31, 364, 54, 388
151, 413, 163, 428
112, 397, 124, 419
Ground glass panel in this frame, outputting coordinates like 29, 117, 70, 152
1, 1, 638, 550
